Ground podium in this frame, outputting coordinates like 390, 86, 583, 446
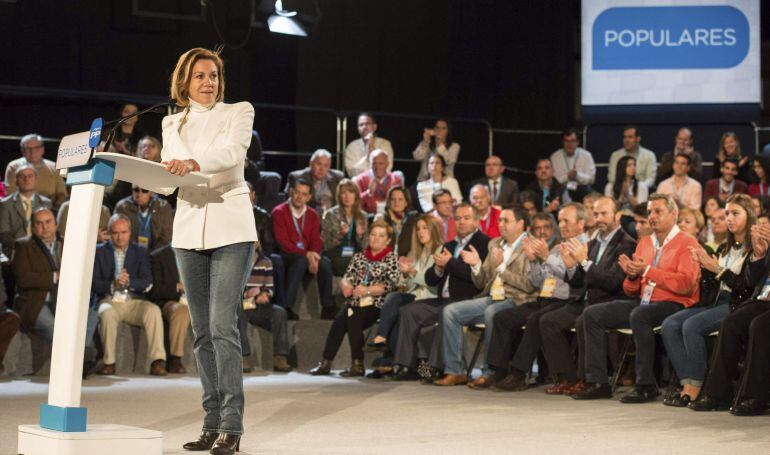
17, 137, 209, 455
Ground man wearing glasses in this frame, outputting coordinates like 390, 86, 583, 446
115, 185, 174, 251
344, 113, 394, 178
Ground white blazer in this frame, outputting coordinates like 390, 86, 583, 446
160, 101, 258, 250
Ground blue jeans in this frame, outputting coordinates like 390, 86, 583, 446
34, 303, 99, 347
175, 242, 255, 436
441, 297, 515, 375
661, 295, 730, 386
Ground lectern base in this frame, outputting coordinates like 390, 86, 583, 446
17, 424, 163, 455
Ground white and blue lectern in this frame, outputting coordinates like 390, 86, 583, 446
17, 122, 209, 455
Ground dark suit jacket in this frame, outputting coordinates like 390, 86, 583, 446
470, 177, 519, 207
11, 235, 61, 332
284, 167, 345, 210
703, 178, 748, 200
114, 195, 174, 250
524, 179, 566, 211
147, 243, 180, 304
567, 228, 636, 305
92, 241, 152, 299
425, 230, 489, 303
0, 192, 52, 257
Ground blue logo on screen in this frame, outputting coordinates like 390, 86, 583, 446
89, 118, 103, 148
592, 6, 750, 70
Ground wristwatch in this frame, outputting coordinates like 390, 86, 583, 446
580, 259, 591, 269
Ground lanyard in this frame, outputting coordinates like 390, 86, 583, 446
454, 234, 473, 258
651, 226, 679, 268
391, 219, 402, 242
344, 217, 355, 243
723, 245, 745, 270
443, 220, 449, 240
292, 211, 306, 240
362, 262, 371, 285
542, 187, 550, 208
372, 173, 390, 199
138, 209, 152, 234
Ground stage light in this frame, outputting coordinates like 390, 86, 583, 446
268, 0, 307, 37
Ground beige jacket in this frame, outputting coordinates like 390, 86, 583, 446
472, 237, 538, 305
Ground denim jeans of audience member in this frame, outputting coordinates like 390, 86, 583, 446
269, 253, 286, 309
175, 242, 254, 436
441, 297, 515, 375
34, 304, 99, 346
661, 293, 730, 387
238, 303, 290, 357
280, 252, 334, 312
377, 292, 415, 353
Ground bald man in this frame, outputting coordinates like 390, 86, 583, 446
470, 155, 519, 208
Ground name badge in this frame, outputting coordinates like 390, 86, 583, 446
376, 201, 387, 215
757, 278, 770, 301
640, 281, 656, 305
341, 246, 355, 257
359, 296, 374, 307
242, 296, 256, 310
490, 275, 506, 301
566, 181, 578, 191
539, 277, 558, 298
137, 235, 149, 248
296, 241, 305, 250
112, 289, 128, 303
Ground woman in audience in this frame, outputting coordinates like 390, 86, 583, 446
605, 156, 648, 211
662, 194, 755, 407
309, 220, 401, 377
703, 196, 725, 246
415, 154, 462, 212
376, 186, 418, 256
136, 135, 163, 163
518, 190, 538, 218
367, 214, 443, 356
678, 207, 706, 242
413, 119, 460, 181
713, 132, 751, 183
748, 155, 770, 198
321, 179, 369, 277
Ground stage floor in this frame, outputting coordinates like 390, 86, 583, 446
2, 372, 769, 455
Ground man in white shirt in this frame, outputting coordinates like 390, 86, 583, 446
550, 129, 596, 202
344, 113, 394, 177
656, 153, 703, 210
607, 126, 657, 190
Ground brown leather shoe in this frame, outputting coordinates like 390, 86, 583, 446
242, 356, 253, 373
150, 359, 168, 376
97, 363, 115, 375
210, 433, 240, 455
566, 380, 588, 395
468, 375, 496, 389
167, 357, 186, 374
182, 431, 219, 451
273, 355, 293, 372
493, 373, 528, 392
545, 378, 574, 395
309, 359, 332, 375
434, 373, 468, 386
339, 359, 365, 377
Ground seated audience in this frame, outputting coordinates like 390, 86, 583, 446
550, 128, 596, 202
713, 132, 751, 183
656, 128, 703, 183
110, 103, 141, 153
413, 119, 460, 181
238, 243, 292, 373
310, 221, 400, 376
115, 185, 173, 250
136, 135, 162, 163
748, 155, 770, 198
0, 165, 53, 257
391, 203, 489, 381
469, 184, 500, 239
246, 181, 286, 312
518, 190, 539, 219
525, 159, 565, 213
656, 153, 702, 210
706, 206, 728, 252
629, 202, 653, 239
704, 158, 748, 202
582, 192, 602, 240
416, 154, 462, 212
56, 201, 111, 243
531, 212, 560, 248
375, 186, 418, 256
244, 130, 284, 211
12, 209, 98, 348
480, 203, 588, 391
605, 156, 648, 211
344, 112, 394, 177
147, 243, 190, 374
573, 193, 700, 403
6, 134, 67, 209
690, 221, 770, 415
353, 150, 405, 215
272, 179, 335, 320
368, 215, 443, 357
750, 196, 763, 217
662, 194, 754, 407
429, 189, 457, 243
470, 155, 519, 208
677, 207, 707, 246
539, 197, 636, 395
321, 179, 369, 277
94, 214, 166, 376
439, 207, 537, 387
607, 126, 657, 190
286, 149, 344, 214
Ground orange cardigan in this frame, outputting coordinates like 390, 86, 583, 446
623, 231, 701, 307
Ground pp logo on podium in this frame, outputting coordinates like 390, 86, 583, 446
56, 117, 104, 170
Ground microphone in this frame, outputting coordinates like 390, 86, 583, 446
100, 101, 173, 153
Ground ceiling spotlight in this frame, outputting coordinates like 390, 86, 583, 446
268, 0, 307, 36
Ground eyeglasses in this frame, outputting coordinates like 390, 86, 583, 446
132, 188, 150, 194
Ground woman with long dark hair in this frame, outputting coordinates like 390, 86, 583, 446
605, 155, 648, 210
413, 118, 461, 180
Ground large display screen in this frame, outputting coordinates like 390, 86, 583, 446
581, 0, 760, 115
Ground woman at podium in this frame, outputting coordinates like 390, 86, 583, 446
161, 47, 257, 455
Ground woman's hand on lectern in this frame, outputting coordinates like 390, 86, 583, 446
163, 159, 200, 177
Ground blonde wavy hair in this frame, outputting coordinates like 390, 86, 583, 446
169, 47, 226, 107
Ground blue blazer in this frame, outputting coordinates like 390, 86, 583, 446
92, 241, 153, 299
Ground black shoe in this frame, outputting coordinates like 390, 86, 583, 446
730, 398, 768, 416
210, 433, 240, 455
689, 395, 731, 412
365, 340, 387, 352
389, 367, 420, 381
620, 384, 660, 403
182, 431, 219, 451
663, 393, 692, 408
572, 383, 613, 400
286, 309, 299, 321
420, 367, 443, 385
320, 306, 336, 320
